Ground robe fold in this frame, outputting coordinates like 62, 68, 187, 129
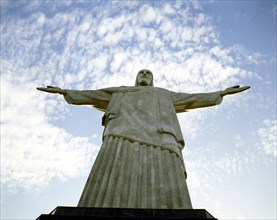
63, 86, 222, 209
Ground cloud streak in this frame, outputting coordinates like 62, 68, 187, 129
0, 0, 269, 192
1, 66, 98, 192
257, 119, 277, 157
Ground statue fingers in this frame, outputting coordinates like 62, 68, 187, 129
47, 85, 61, 89
37, 87, 50, 92
240, 86, 251, 90
234, 86, 250, 93
222, 85, 250, 96
37, 86, 61, 94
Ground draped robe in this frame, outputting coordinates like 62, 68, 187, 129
63, 86, 223, 209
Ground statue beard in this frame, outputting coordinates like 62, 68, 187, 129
138, 78, 151, 86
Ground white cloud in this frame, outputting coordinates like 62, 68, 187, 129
160, 19, 174, 33
186, 171, 201, 189
1, 0, 262, 192
229, 44, 267, 66
1, 62, 98, 191
257, 119, 277, 157
139, 5, 158, 25
194, 13, 208, 26
234, 134, 244, 148
191, 0, 203, 10
37, 12, 46, 26
178, 109, 209, 140
209, 46, 234, 64
2, 3, 277, 220
163, 3, 175, 15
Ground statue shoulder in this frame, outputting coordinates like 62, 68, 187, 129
153, 87, 172, 94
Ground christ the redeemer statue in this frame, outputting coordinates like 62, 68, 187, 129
37, 69, 250, 209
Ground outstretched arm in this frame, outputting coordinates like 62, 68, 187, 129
37, 85, 113, 112
172, 85, 250, 113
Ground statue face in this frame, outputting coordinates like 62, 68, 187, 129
137, 69, 153, 86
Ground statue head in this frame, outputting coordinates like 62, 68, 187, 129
135, 69, 154, 86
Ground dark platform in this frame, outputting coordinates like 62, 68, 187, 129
36, 206, 217, 220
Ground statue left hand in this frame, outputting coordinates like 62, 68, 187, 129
221, 85, 250, 97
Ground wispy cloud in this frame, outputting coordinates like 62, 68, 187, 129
257, 119, 277, 157
1, 1, 269, 192
1, 65, 98, 192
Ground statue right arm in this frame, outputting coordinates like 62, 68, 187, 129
64, 89, 112, 111
37, 86, 113, 112
64, 86, 143, 111
36, 85, 141, 111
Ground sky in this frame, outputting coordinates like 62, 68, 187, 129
0, 0, 276, 219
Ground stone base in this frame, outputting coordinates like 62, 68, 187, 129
36, 206, 218, 220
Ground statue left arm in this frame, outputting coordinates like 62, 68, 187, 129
172, 85, 250, 113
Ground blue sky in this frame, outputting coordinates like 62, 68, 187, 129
1, 1, 276, 219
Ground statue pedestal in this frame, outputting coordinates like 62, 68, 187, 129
36, 206, 217, 219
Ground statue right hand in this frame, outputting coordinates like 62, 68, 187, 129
36, 86, 65, 95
